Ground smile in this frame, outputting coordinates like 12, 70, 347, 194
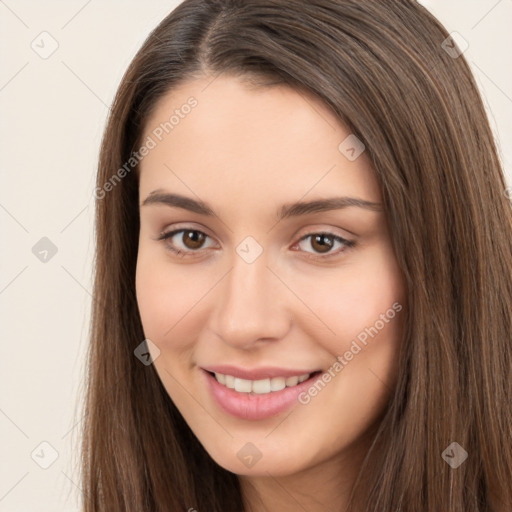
212, 372, 311, 394
202, 367, 323, 420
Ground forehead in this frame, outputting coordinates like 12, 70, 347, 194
138, 74, 381, 212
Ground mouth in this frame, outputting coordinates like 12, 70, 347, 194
206, 370, 322, 395
202, 368, 323, 420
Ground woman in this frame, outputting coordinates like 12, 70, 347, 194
82, 1, 512, 510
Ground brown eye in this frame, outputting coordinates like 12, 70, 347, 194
295, 232, 355, 259
310, 234, 335, 253
181, 230, 206, 249
158, 228, 215, 256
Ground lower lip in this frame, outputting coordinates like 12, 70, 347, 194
203, 369, 320, 420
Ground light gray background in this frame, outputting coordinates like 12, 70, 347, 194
1, 1, 511, 510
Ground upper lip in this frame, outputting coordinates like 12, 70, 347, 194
202, 365, 321, 380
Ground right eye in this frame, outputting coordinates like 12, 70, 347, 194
157, 228, 216, 257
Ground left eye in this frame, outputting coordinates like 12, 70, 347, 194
157, 229, 355, 259
294, 232, 355, 258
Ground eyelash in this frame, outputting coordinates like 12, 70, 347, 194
156, 228, 356, 261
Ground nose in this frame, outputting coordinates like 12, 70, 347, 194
209, 250, 291, 350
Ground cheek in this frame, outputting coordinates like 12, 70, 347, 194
136, 249, 183, 342
290, 245, 405, 349
135, 247, 218, 353
337, 270, 403, 344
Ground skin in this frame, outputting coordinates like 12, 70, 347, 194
135, 74, 406, 512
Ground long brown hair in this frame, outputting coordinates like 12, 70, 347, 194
80, 1, 512, 510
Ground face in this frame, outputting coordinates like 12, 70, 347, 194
135, 74, 406, 478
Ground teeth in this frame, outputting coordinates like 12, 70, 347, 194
285, 376, 299, 386
270, 376, 286, 391
225, 375, 235, 389
252, 379, 271, 394
213, 372, 311, 394
234, 378, 252, 393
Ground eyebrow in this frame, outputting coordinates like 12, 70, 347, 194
141, 190, 382, 220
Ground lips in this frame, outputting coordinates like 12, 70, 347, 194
201, 366, 323, 420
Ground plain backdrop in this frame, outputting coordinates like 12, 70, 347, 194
1, 1, 511, 510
